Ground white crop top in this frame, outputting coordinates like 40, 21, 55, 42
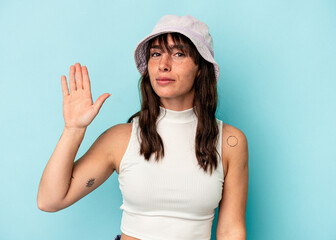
118, 106, 224, 240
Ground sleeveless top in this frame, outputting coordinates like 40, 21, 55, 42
118, 106, 224, 240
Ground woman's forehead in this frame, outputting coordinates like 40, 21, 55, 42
150, 34, 188, 51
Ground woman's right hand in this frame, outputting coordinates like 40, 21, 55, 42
61, 63, 111, 130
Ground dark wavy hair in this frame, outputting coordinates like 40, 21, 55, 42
127, 32, 220, 175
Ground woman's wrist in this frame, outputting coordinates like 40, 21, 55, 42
63, 126, 87, 135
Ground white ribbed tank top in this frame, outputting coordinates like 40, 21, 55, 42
118, 106, 224, 240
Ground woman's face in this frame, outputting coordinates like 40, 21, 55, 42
147, 33, 200, 106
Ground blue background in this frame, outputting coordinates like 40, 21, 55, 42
0, 0, 335, 239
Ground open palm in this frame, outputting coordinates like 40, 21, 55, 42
61, 63, 110, 129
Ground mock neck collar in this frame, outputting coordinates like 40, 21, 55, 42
157, 106, 197, 123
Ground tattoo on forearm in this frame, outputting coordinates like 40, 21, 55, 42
227, 135, 238, 147
86, 178, 95, 188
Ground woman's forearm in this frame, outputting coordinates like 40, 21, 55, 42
37, 127, 86, 211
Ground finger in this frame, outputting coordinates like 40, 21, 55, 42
75, 62, 83, 90
69, 65, 76, 93
61, 75, 70, 96
92, 93, 111, 113
82, 65, 91, 93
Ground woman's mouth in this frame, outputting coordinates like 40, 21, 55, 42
156, 77, 175, 85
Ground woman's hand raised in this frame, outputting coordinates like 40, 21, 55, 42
61, 63, 111, 130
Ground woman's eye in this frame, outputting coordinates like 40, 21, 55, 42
175, 52, 185, 57
151, 52, 160, 57
150, 52, 185, 58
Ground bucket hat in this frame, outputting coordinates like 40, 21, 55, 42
134, 14, 220, 82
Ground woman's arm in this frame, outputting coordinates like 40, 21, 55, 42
216, 124, 249, 240
37, 63, 111, 212
37, 123, 129, 212
37, 126, 86, 211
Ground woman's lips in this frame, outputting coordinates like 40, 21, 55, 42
156, 77, 175, 85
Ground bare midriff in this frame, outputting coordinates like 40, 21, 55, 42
121, 233, 140, 240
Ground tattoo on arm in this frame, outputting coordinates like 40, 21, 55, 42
227, 135, 238, 147
86, 178, 95, 188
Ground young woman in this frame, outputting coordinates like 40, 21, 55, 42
37, 15, 249, 240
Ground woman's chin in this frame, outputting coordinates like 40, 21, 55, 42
154, 89, 176, 98
157, 94, 176, 99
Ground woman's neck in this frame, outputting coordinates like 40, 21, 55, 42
159, 99, 194, 111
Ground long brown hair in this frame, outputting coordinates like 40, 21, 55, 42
127, 32, 220, 175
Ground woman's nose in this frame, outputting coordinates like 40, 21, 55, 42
159, 54, 171, 72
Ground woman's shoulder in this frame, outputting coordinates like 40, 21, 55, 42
101, 115, 139, 145
220, 121, 248, 161
221, 122, 247, 147
97, 122, 134, 173
221, 122, 244, 135
94, 122, 133, 155
102, 122, 133, 142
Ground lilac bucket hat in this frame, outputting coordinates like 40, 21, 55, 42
134, 14, 220, 82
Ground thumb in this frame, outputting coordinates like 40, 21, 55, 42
92, 93, 111, 113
